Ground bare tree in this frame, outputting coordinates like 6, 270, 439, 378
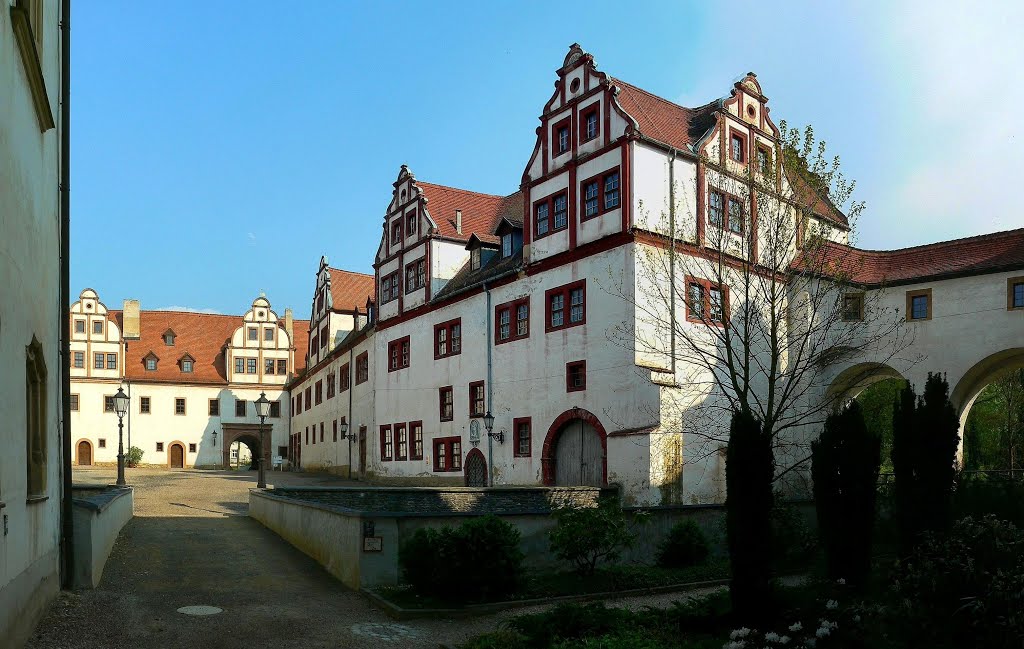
606, 123, 916, 495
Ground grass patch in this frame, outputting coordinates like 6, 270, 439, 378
374, 561, 730, 609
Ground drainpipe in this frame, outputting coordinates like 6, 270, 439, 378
347, 325, 355, 480
668, 149, 677, 377
59, 0, 74, 589
484, 282, 494, 486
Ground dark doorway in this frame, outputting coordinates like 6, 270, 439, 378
554, 419, 603, 486
464, 448, 487, 486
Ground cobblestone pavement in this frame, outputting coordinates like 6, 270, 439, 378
27, 467, 727, 649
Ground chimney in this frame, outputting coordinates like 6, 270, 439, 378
285, 308, 294, 343
122, 299, 141, 340
455, 209, 462, 234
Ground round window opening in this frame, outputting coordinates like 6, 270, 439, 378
746, 105, 755, 117
570, 78, 581, 93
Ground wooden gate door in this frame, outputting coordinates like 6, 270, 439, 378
170, 443, 184, 468
464, 449, 487, 486
77, 440, 92, 466
554, 420, 603, 486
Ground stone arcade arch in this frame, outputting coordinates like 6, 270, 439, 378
221, 424, 269, 471
824, 362, 908, 408
541, 408, 608, 486
951, 348, 1024, 463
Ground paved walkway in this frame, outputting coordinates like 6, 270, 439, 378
27, 467, 721, 649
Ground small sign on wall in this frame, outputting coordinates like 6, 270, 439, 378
363, 536, 383, 552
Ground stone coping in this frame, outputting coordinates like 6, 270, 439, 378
71, 485, 133, 513
362, 577, 733, 620
251, 485, 615, 519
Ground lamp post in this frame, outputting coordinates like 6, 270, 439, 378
113, 386, 130, 486
254, 392, 271, 489
339, 419, 350, 479
483, 411, 502, 444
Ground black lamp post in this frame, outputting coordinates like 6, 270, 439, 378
113, 386, 130, 486
254, 392, 271, 489
483, 411, 502, 444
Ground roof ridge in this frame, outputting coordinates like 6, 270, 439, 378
327, 267, 374, 278
845, 227, 1024, 255
417, 181, 508, 200
610, 76, 706, 114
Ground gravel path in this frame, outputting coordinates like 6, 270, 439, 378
27, 467, 729, 649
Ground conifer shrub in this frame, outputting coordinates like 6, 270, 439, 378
655, 520, 710, 569
811, 400, 881, 586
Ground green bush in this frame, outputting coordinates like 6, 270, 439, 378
891, 515, 1024, 648
398, 515, 523, 603
126, 446, 144, 467
655, 520, 709, 569
549, 498, 637, 575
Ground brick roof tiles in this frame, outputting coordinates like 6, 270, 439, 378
327, 267, 374, 312
418, 182, 523, 243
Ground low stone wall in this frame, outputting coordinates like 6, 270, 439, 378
71, 485, 134, 589
250, 486, 815, 591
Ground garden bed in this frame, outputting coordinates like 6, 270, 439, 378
367, 562, 730, 618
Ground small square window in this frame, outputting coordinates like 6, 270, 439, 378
277, 359, 287, 375
906, 289, 932, 321
74, 320, 85, 333
566, 361, 586, 392
248, 327, 258, 341
842, 294, 865, 322
93, 320, 104, 335
106, 353, 117, 370
189, 443, 197, 453
156, 442, 164, 452
1009, 278, 1024, 310
98, 439, 106, 448
209, 399, 220, 416
70, 394, 79, 411
264, 328, 274, 342
94, 352, 105, 369
140, 396, 151, 414
73, 351, 84, 368
235, 400, 246, 417
174, 398, 186, 415
104, 395, 115, 413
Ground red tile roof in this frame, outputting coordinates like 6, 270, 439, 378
793, 228, 1024, 286
611, 78, 719, 151
327, 267, 374, 313
418, 182, 523, 243
108, 310, 310, 384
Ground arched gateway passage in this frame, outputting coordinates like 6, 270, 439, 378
541, 408, 608, 486
221, 424, 270, 471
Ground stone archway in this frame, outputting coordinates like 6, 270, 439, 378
951, 348, 1024, 466
824, 362, 908, 408
221, 424, 269, 471
541, 408, 608, 486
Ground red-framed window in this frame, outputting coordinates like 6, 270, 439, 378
405, 259, 426, 293
495, 297, 529, 344
304, 387, 312, 409
757, 145, 772, 173
552, 116, 571, 155
566, 360, 587, 392
340, 363, 350, 391
390, 220, 402, 246
534, 190, 569, 239
320, 325, 328, 349
433, 436, 463, 472
580, 104, 599, 142
513, 417, 532, 458
410, 421, 424, 460
469, 380, 485, 417
380, 425, 393, 461
729, 129, 747, 164
380, 271, 400, 304
580, 167, 620, 220
708, 189, 744, 235
315, 380, 323, 405
434, 318, 462, 359
685, 276, 729, 326
439, 386, 454, 421
405, 210, 417, 237
387, 336, 410, 371
395, 423, 408, 460
545, 280, 586, 332
356, 352, 369, 384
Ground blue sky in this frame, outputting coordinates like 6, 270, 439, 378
72, 1, 1024, 316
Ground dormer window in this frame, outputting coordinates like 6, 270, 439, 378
471, 247, 481, 271
163, 330, 176, 346
502, 232, 513, 258
144, 353, 159, 371
181, 356, 194, 373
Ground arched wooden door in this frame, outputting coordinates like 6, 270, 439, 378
465, 448, 487, 486
77, 440, 92, 466
554, 419, 604, 486
170, 443, 185, 469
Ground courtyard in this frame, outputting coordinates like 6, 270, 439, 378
25, 468, 714, 649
